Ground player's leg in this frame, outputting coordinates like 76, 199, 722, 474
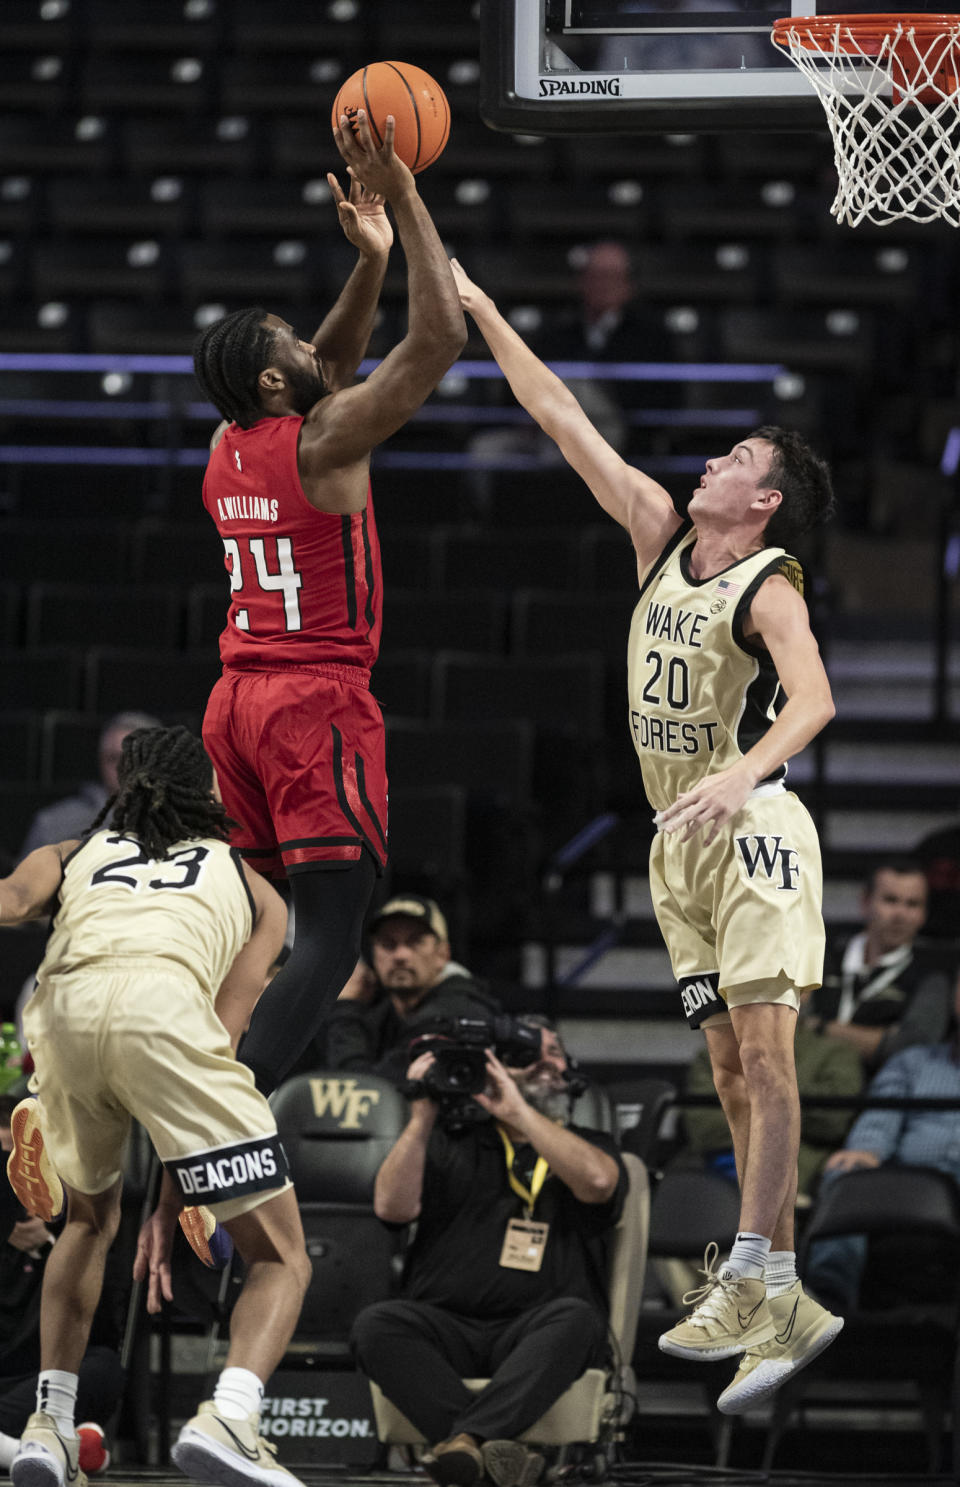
206, 669, 385, 1096
702, 1019, 750, 1188
219, 1187, 312, 1378
716, 994, 841, 1414
12, 1181, 122, 1487
726, 997, 800, 1242
239, 853, 376, 1095
172, 1187, 311, 1487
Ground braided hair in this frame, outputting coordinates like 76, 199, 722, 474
193, 307, 277, 428
90, 726, 232, 861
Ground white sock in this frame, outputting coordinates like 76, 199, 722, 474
764, 1249, 798, 1297
213, 1367, 264, 1422
37, 1371, 78, 1436
722, 1231, 771, 1281
0, 1430, 21, 1468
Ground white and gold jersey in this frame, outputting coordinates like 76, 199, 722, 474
40, 829, 254, 999
627, 525, 805, 812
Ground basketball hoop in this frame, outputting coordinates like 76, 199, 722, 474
771, 13, 960, 226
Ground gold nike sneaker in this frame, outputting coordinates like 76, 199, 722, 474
658, 1242, 776, 1361
11, 1412, 87, 1487
172, 1402, 303, 1487
717, 1280, 844, 1413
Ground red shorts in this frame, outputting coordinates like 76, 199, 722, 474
202, 664, 388, 878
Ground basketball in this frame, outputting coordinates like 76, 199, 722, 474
331, 61, 450, 175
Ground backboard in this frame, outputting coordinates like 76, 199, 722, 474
479, 1, 952, 132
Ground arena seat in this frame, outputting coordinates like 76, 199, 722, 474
84, 646, 219, 717
371, 650, 434, 721
267, 1072, 410, 1358
578, 525, 641, 592
85, 0, 222, 53
25, 582, 183, 650
197, 176, 334, 239
78, 53, 214, 114
512, 590, 638, 666
30, 238, 173, 301
231, 0, 367, 54
766, 1165, 960, 1476
431, 527, 582, 594
385, 717, 535, 807
432, 651, 606, 739
0, 114, 117, 174
0, 710, 42, 783
130, 519, 224, 587
381, 590, 506, 655
119, 115, 258, 177
177, 239, 327, 306
47, 175, 193, 237
632, 1169, 744, 1466
1, 649, 85, 712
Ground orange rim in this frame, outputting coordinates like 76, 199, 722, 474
773, 12, 960, 54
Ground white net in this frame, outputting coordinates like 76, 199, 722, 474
772, 15, 960, 227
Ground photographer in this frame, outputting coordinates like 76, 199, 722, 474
350, 1018, 625, 1487
302, 895, 503, 1080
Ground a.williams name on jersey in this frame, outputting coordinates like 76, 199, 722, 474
215, 495, 279, 523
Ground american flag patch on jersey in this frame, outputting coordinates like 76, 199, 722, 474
715, 579, 740, 595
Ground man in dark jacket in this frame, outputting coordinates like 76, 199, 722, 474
301, 895, 502, 1082
351, 1021, 625, 1487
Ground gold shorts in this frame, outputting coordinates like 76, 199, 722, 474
649, 789, 825, 1030
24, 959, 291, 1219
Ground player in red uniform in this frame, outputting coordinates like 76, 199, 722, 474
192, 112, 466, 1096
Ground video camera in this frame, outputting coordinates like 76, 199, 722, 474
402, 1015, 544, 1127
409, 1014, 542, 1099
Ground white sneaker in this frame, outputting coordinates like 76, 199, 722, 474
172, 1401, 303, 1487
11, 1412, 86, 1487
717, 1280, 844, 1413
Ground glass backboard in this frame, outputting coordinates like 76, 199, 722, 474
479, 0, 951, 132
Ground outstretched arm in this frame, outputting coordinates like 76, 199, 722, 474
298, 112, 466, 483
311, 174, 392, 392
0, 842, 74, 925
451, 257, 681, 569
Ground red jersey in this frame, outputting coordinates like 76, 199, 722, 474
202, 415, 382, 671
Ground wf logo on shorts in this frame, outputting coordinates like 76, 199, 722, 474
309, 1078, 381, 1130
735, 834, 801, 891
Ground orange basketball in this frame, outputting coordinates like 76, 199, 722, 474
331, 61, 450, 175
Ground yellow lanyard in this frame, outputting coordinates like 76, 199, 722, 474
497, 1125, 549, 1217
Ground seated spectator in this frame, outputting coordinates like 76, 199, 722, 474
803, 970, 960, 1315
678, 1000, 863, 1205
351, 1019, 625, 1487
0, 1096, 124, 1473
805, 857, 953, 1073
298, 895, 502, 1082
913, 816, 960, 948
18, 712, 161, 860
